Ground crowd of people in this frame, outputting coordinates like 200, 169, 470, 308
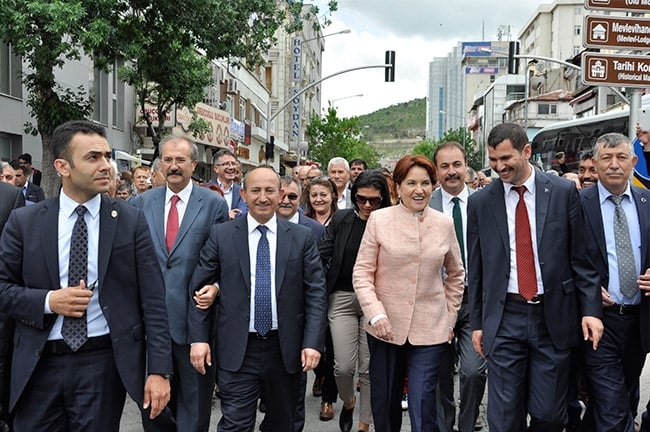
0, 119, 648, 432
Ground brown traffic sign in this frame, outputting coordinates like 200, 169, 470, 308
582, 52, 650, 87
584, 15, 650, 49
585, 0, 650, 13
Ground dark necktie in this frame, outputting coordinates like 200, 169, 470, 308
609, 195, 638, 298
255, 225, 272, 336
166, 195, 180, 253
513, 186, 537, 300
451, 197, 465, 268
61, 205, 89, 351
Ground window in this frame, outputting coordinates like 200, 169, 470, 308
112, 59, 125, 129
92, 67, 109, 125
239, 96, 246, 120
0, 42, 22, 98
574, 25, 581, 35
538, 104, 557, 115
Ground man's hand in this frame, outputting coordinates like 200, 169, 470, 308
193, 285, 218, 309
372, 317, 394, 342
229, 209, 241, 220
601, 286, 615, 307
582, 316, 604, 350
190, 343, 212, 375
143, 374, 171, 419
301, 348, 321, 372
49, 280, 93, 317
472, 330, 485, 358
638, 268, 650, 295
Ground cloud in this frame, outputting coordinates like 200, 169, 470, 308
316, 0, 542, 118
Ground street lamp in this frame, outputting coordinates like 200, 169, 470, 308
330, 93, 364, 106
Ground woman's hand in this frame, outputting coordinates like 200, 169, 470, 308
372, 317, 394, 342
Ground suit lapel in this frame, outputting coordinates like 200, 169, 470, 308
582, 186, 608, 266
233, 218, 251, 291
632, 187, 650, 266
275, 221, 290, 295
429, 189, 443, 212
97, 195, 118, 288
150, 188, 166, 254
41, 199, 61, 291
170, 188, 203, 255
534, 174, 551, 242
487, 180, 510, 256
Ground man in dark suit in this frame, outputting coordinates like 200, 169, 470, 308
13, 164, 45, 204
136, 136, 229, 432
0, 120, 173, 431
579, 132, 650, 431
211, 149, 247, 219
18, 153, 41, 186
0, 179, 23, 430
467, 123, 603, 432
429, 141, 485, 432
188, 166, 327, 431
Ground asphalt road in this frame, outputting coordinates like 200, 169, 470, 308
120, 362, 650, 431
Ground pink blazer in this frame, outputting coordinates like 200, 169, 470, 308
353, 204, 464, 346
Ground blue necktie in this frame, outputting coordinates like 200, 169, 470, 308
61, 205, 89, 351
255, 225, 272, 336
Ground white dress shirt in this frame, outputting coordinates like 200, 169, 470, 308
247, 213, 278, 332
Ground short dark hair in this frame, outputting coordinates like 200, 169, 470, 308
580, 152, 593, 162
212, 149, 237, 165
349, 158, 368, 169
18, 153, 32, 164
52, 120, 107, 162
487, 123, 528, 151
433, 141, 466, 166
16, 165, 28, 176
351, 169, 392, 211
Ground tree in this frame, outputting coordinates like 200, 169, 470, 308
440, 128, 483, 171
306, 106, 379, 168
0, 0, 338, 197
411, 140, 436, 160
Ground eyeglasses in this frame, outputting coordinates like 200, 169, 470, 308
283, 193, 299, 201
356, 195, 382, 206
215, 162, 238, 167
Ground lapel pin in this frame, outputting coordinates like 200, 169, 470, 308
545, 188, 549, 193
111, 210, 118, 218
642, 197, 647, 203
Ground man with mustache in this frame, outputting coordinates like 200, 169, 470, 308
578, 152, 598, 189
136, 136, 229, 431
429, 141, 486, 432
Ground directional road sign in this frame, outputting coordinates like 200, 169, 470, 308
582, 52, 650, 87
584, 15, 650, 49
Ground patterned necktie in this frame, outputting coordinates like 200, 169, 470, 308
61, 205, 89, 351
512, 186, 537, 300
254, 225, 272, 336
451, 197, 465, 268
166, 195, 180, 253
609, 195, 638, 298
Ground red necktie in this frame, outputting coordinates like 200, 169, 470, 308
513, 186, 537, 300
166, 195, 180, 253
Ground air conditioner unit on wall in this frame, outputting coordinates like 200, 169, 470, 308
227, 79, 238, 94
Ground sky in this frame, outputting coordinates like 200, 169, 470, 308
315, 0, 543, 118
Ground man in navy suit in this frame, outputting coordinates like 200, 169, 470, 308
136, 136, 229, 431
188, 166, 327, 431
211, 149, 247, 219
0, 120, 173, 431
579, 133, 650, 431
13, 164, 45, 204
467, 123, 602, 432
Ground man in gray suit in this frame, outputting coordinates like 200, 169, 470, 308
137, 136, 229, 431
429, 141, 486, 432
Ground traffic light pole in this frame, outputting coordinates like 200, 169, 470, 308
265, 62, 393, 164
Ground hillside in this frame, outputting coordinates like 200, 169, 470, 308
358, 98, 426, 159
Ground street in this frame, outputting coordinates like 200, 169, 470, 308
120, 361, 650, 431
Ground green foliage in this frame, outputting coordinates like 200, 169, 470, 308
306, 106, 379, 169
358, 98, 426, 141
411, 128, 483, 171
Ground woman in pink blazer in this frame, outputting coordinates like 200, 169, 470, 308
353, 155, 465, 432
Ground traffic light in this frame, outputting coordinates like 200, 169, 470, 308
385, 50, 395, 82
265, 136, 275, 160
508, 41, 520, 74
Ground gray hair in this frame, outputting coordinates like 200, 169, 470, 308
327, 157, 349, 172
281, 175, 302, 194
159, 136, 199, 161
593, 133, 633, 160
